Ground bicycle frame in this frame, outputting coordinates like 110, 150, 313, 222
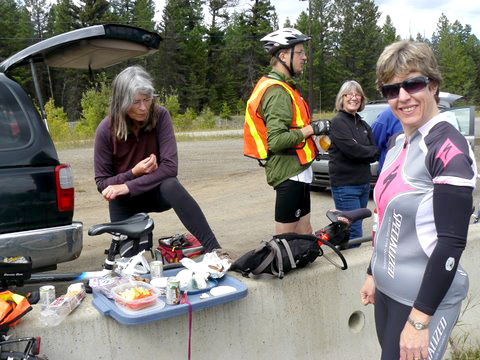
0, 336, 41, 360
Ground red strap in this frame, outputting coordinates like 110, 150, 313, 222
180, 292, 192, 360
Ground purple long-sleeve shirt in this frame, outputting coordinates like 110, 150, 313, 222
94, 105, 178, 197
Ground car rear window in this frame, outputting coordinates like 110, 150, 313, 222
358, 105, 387, 126
444, 108, 471, 136
0, 81, 31, 149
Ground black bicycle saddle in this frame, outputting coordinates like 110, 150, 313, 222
88, 213, 154, 238
326, 208, 372, 224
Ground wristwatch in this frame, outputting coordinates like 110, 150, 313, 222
407, 317, 429, 330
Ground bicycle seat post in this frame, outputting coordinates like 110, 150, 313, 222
104, 233, 127, 270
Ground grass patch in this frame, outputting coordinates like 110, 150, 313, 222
448, 296, 480, 360
54, 139, 95, 150
54, 131, 243, 148
53, 111, 336, 148
175, 133, 242, 142
449, 346, 480, 360
313, 112, 336, 120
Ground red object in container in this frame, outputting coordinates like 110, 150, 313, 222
112, 281, 159, 311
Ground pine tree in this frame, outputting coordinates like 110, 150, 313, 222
223, 0, 276, 103
132, 0, 155, 30
78, 0, 111, 26
156, 0, 207, 112
381, 15, 398, 48
300, 0, 335, 111
49, 0, 80, 35
433, 15, 478, 103
0, 0, 32, 60
331, 0, 382, 101
25, 0, 49, 40
204, 0, 239, 112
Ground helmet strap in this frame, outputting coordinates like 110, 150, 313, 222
275, 48, 295, 78
289, 47, 296, 76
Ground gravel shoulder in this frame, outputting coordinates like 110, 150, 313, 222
57, 134, 480, 273
57, 138, 371, 272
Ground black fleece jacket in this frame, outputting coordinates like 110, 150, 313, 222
328, 110, 379, 186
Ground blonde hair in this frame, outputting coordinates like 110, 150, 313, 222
376, 40, 442, 101
334, 80, 366, 112
109, 66, 156, 141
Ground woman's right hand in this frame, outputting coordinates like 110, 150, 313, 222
132, 153, 158, 177
360, 274, 376, 305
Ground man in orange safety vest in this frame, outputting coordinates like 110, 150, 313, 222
244, 28, 330, 235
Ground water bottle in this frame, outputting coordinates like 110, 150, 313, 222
39, 283, 86, 326
318, 135, 331, 151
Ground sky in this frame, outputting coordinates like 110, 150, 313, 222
153, 0, 480, 39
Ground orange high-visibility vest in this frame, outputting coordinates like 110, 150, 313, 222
244, 76, 317, 165
0, 291, 32, 328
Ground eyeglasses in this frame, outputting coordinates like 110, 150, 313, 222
132, 98, 153, 107
344, 93, 362, 100
294, 50, 306, 57
381, 76, 431, 100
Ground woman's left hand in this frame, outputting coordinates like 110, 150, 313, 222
399, 321, 429, 360
102, 184, 129, 201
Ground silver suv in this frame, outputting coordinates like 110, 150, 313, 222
311, 92, 476, 190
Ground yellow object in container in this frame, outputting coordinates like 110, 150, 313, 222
318, 135, 331, 151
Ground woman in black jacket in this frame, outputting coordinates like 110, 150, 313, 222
328, 80, 379, 245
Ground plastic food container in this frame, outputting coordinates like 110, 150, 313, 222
90, 275, 129, 299
111, 281, 159, 311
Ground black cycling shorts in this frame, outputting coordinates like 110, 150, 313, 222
275, 179, 311, 223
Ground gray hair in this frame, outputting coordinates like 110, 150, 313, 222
334, 80, 366, 112
110, 66, 156, 140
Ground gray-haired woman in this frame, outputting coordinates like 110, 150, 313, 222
94, 65, 221, 252
328, 80, 379, 245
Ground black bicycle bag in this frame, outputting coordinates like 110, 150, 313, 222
231, 233, 346, 279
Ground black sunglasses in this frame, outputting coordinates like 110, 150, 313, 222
381, 76, 431, 99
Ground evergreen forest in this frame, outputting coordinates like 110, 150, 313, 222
1, 0, 479, 129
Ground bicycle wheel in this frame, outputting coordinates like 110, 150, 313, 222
319, 241, 348, 270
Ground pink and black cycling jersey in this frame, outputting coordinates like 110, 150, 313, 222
371, 112, 477, 309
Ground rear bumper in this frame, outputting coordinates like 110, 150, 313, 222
311, 159, 378, 189
0, 222, 83, 269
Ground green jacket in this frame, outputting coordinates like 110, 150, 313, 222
259, 70, 311, 188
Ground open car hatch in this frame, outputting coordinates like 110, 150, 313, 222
0, 24, 161, 73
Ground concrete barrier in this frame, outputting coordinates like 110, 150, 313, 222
11, 228, 480, 360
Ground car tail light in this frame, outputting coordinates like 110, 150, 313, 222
55, 164, 74, 212
33, 336, 41, 355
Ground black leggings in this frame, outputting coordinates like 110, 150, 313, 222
375, 290, 461, 360
108, 177, 220, 252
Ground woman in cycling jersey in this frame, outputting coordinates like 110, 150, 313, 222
360, 41, 476, 360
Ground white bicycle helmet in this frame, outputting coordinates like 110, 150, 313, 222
260, 28, 311, 55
